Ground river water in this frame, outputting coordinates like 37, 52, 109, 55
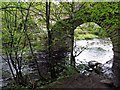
75, 38, 113, 64
0, 38, 114, 88
74, 38, 113, 78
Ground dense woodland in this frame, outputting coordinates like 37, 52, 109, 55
0, 1, 120, 89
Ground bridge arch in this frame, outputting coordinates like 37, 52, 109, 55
51, 4, 120, 86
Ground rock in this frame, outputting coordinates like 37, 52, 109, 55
100, 79, 113, 85
88, 61, 101, 68
87, 61, 103, 74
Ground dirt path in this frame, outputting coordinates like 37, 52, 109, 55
48, 73, 115, 89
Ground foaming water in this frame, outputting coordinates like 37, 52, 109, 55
74, 38, 114, 78
75, 38, 113, 65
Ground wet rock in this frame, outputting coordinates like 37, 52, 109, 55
88, 61, 102, 69
87, 61, 102, 74
102, 59, 113, 79
100, 79, 113, 85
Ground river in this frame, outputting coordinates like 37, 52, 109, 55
74, 38, 113, 78
0, 38, 114, 88
75, 38, 113, 64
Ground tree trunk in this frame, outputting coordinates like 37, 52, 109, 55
46, 1, 56, 79
70, 2, 76, 68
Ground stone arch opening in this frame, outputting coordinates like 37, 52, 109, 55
73, 22, 114, 77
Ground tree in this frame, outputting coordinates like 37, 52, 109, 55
70, 1, 75, 68
46, 1, 56, 79
1, 2, 46, 85
1, 2, 28, 85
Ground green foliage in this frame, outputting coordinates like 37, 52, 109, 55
76, 63, 89, 74
2, 83, 30, 90
74, 22, 108, 40
62, 65, 78, 76
75, 34, 98, 40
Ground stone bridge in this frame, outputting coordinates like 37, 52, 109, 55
51, 2, 120, 87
